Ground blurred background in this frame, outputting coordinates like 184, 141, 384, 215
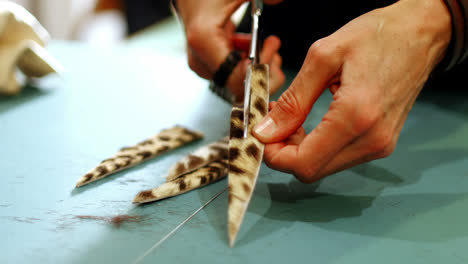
8, 0, 173, 43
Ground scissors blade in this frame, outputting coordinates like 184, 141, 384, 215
243, 0, 262, 138
242, 67, 252, 138
248, 0, 261, 63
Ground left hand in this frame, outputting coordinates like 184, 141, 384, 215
253, 0, 451, 183
175, 0, 284, 99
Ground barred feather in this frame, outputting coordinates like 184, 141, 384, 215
133, 160, 228, 204
165, 137, 229, 182
76, 126, 203, 187
228, 64, 269, 247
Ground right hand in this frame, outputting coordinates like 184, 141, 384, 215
176, 0, 285, 99
253, 0, 451, 183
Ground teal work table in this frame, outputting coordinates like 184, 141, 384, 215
2, 18, 468, 264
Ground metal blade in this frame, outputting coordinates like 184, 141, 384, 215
242, 66, 252, 138
242, 0, 263, 137
249, 7, 261, 64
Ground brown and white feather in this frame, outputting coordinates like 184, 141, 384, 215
165, 137, 229, 182
228, 64, 269, 247
133, 159, 228, 204
76, 126, 203, 187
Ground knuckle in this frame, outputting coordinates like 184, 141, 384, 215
371, 130, 395, 157
294, 165, 320, 184
295, 175, 316, 184
186, 21, 212, 55
276, 89, 305, 117
339, 96, 383, 137
263, 159, 276, 171
378, 136, 396, 158
353, 106, 381, 136
278, 72, 286, 86
187, 53, 198, 72
185, 30, 198, 51
185, 24, 211, 78
185, 23, 204, 50
306, 38, 334, 65
186, 52, 209, 79
379, 145, 395, 158
263, 151, 283, 171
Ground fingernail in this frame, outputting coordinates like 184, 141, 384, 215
254, 117, 276, 137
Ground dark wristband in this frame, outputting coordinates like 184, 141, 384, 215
439, 0, 464, 71
208, 51, 243, 104
208, 51, 242, 104
212, 50, 242, 87
456, 0, 468, 63
440, 0, 468, 71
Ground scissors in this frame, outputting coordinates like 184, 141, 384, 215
243, 0, 263, 138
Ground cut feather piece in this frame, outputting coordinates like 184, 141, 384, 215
165, 137, 229, 182
76, 125, 203, 187
133, 159, 228, 204
228, 64, 269, 247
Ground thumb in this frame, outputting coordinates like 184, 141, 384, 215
253, 40, 342, 143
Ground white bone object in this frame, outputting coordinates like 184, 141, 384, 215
0, 1, 62, 95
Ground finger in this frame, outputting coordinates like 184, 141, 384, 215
328, 74, 341, 94
329, 83, 340, 94
186, 1, 249, 75
318, 93, 414, 179
263, 129, 304, 174
264, 83, 382, 183
315, 120, 398, 179
226, 58, 250, 98
269, 101, 277, 111
258, 36, 284, 94
224, 19, 237, 36
187, 48, 213, 79
253, 38, 343, 143
260, 36, 281, 64
262, 118, 305, 172
226, 36, 283, 98
233, 34, 282, 60
232, 33, 251, 51
315, 87, 415, 179
285, 126, 306, 144
269, 54, 285, 95
272, 53, 282, 67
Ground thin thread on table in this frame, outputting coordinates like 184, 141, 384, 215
132, 187, 227, 264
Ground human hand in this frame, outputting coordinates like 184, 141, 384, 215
253, 0, 451, 183
175, 0, 285, 99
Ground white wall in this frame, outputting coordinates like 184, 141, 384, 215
6, 0, 97, 39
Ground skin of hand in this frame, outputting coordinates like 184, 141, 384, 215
253, 0, 452, 183
175, 0, 285, 99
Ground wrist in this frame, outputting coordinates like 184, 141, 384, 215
392, 0, 452, 68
